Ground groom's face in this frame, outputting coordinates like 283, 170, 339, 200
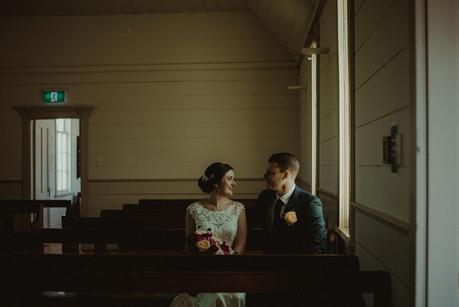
264, 163, 286, 193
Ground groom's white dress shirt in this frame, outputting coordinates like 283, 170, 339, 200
278, 184, 296, 218
267, 184, 296, 230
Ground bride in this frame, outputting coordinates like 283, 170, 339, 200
170, 162, 247, 307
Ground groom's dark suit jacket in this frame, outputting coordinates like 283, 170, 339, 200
254, 186, 327, 254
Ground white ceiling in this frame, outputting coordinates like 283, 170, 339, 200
1, 0, 317, 56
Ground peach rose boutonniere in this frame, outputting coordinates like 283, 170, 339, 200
284, 211, 298, 226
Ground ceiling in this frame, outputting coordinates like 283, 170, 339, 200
1, 0, 317, 56
1, 0, 249, 16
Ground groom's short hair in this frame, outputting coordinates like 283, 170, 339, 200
268, 152, 300, 174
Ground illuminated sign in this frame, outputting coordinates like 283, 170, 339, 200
42, 90, 66, 104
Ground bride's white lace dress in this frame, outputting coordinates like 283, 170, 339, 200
169, 201, 246, 307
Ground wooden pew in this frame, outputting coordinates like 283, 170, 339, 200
63, 199, 334, 253
90, 198, 261, 232
5, 227, 266, 254
0, 199, 73, 252
3, 226, 391, 307
2, 253, 368, 307
0, 199, 74, 231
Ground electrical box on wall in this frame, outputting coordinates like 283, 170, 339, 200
382, 124, 402, 173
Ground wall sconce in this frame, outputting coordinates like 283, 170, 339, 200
382, 124, 402, 173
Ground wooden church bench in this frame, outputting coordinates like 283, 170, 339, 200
0, 199, 75, 233
5, 226, 266, 254
2, 253, 370, 307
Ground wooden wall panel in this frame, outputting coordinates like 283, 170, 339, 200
298, 57, 311, 184
319, 57, 339, 119
248, 0, 314, 56
355, 0, 410, 87
90, 123, 298, 139
317, 189, 337, 229
352, 0, 414, 305
355, 242, 411, 307
319, 110, 338, 142
355, 107, 411, 167
287, 0, 313, 55
0, 126, 22, 180
0, 12, 298, 215
320, 138, 338, 165
0, 13, 289, 67
86, 178, 265, 216
354, 0, 412, 224
355, 167, 410, 223
354, 0, 396, 51
318, 165, 337, 193
355, 48, 411, 126
354, 0, 366, 13
355, 210, 410, 287
318, 0, 337, 60
0, 181, 22, 199
318, 0, 339, 196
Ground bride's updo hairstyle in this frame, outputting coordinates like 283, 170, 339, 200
198, 162, 233, 193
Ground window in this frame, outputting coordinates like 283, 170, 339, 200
310, 41, 318, 196
56, 118, 71, 194
337, 0, 351, 235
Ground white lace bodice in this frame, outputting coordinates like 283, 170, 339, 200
187, 201, 245, 245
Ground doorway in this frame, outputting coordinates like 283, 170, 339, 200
13, 104, 93, 219
33, 118, 80, 228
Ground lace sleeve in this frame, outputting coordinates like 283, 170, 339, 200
186, 202, 200, 218
233, 202, 245, 218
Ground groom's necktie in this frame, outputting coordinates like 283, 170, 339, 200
273, 198, 284, 229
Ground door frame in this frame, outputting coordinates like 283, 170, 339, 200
13, 105, 94, 215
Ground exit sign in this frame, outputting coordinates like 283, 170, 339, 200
42, 90, 66, 104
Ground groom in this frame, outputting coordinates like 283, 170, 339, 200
255, 152, 327, 253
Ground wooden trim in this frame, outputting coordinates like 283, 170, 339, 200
22, 117, 31, 198
13, 105, 94, 120
0, 180, 22, 184
90, 192, 260, 197
351, 201, 410, 234
0, 61, 296, 75
296, 0, 328, 64
348, 0, 357, 241
317, 187, 337, 199
334, 226, 353, 248
13, 105, 94, 217
413, 0, 428, 305
88, 178, 265, 183
315, 23, 321, 199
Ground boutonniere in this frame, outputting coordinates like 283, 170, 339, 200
284, 211, 298, 226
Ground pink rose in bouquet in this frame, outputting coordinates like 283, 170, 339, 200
187, 227, 235, 255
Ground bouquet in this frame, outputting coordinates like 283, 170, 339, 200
186, 227, 235, 255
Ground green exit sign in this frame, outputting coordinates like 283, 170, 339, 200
42, 90, 66, 104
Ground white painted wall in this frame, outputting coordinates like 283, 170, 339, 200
318, 0, 339, 195
353, 0, 413, 305
0, 12, 299, 215
299, 57, 311, 186
426, 0, 458, 305
457, 2, 459, 302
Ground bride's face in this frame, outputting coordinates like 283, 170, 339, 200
216, 170, 236, 197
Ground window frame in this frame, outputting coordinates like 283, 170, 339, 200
337, 0, 352, 237
55, 118, 72, 196
309, 41, 319, 196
